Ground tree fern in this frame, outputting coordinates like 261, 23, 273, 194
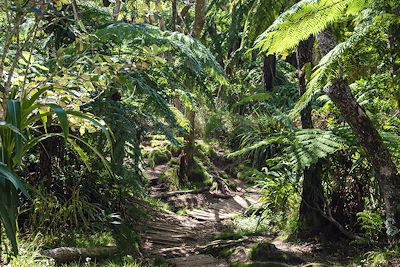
289, 12, 399, 119
229, 128, 345, 172
284, 129, 345, 171
241, 0, 290, 46
254, 0, 369, 55
91, 23, 225, 80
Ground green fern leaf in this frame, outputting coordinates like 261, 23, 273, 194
254, 0, 369, 55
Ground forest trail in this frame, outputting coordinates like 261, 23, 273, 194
138, 147, 356, 267
141, 159, 263, 267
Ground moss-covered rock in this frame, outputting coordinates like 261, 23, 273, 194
166, 143, 183, 157
195, 140, 218, 160
150, 139, 170, 148
188, 157, 212, 186
160, 168, 180, 190
249, 242, 304, 265
148, 149, 172, 167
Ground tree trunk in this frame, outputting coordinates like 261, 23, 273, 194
172, 0, 178, 31
318, 29, 400, 241
296, 36, 314, 129
39, 125, 65, 182
296, 36, 328, 238
263, 55, 276, 91
179, 0, 206, 184
191, 0, 206, 39
389, 20, 400, 114
113, 0, 121, 22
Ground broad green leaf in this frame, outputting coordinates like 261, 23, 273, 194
48, 104, 69, 138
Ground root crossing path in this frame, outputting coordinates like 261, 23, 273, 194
141, 171, 262, 267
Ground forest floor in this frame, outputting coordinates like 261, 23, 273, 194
137, 144, 370, 267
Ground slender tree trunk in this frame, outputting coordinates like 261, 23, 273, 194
263, 55, 276, 91
191, 0, 205, 39
297, 36, 327, 238
318, 29, 400, 242
389, 21, 400, 114
172, 0, 178, 31
113, 0, 121, 22
179, 0, 206, 184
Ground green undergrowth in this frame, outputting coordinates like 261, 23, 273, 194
52, 232, 116, 249
232, 162, 265, 184
347, 246, 400, 267
142, 135, 183, 168
160, 168, 180, 190
213, 215, 271, 241
147, 148, 172, 168
62, 255, 168, 267
4, 236, 162, 267
144, 135, 225, 191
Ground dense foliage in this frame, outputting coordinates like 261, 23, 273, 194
0, 0, 399, 266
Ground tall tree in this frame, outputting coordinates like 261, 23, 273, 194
317, 29, 400, 241
254, 0, 400, 240
296, 36, 327, 237
179, 0, 206, 183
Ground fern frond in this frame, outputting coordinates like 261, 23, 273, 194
289, 12, 398, 119
283, 129, 345, 171
241, 0, 288, 46
228, 135, 287, 158
232, 92, 273, 109
229, 128, 344, 172
91, 23, 225, 82
254, 0, 369, 55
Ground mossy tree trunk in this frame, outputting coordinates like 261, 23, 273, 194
179, 0, 206, 184
318, 29, 400, 242
297, 36, 328, 238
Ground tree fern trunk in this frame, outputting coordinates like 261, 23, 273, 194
179, 0, 206, 184
263, 55, 276, 92
318, 29, 400, 242
296, 36, 328, 238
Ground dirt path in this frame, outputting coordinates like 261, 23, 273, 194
141, 162, 263, 266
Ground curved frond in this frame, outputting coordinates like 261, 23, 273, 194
289, 12, 398, 119
229, 128, 344, 172
254, 0, 368, 55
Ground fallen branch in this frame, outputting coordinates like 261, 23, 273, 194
154, 187, 210, 198
197, 237, 250, 252
41, 246, 118, 263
